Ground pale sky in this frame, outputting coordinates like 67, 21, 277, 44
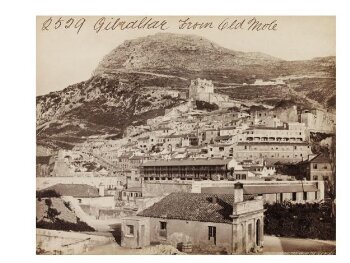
37, 16, 335, 96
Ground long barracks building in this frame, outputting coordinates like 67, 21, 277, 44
140, 158, 236, 181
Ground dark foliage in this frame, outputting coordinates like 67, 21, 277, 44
195, 100, 219, 112
264, 201, 335, 240
36, 189, 61, 198
36, 218, 95, 232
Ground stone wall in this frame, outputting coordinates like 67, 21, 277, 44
142, 181, 192, 197
36, 176, 123, 190
147, 217, 233, 253
36, 229, 112, 255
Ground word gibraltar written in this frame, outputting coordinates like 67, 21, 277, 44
40, 17, 278, 34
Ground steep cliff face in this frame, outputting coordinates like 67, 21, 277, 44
37, 75, 184, 150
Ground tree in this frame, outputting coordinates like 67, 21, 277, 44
44, 198, 61, 222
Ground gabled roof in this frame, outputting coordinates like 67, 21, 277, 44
41, 184, 100, 198
137, 192, 253, 224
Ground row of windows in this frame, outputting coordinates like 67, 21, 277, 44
243, 146, 309, 150
312, 175, 330, 181
312, 164, 329, 169
277, 192, 312, 201
123, 192, 142, 197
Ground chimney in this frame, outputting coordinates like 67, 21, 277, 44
210, 196, 217, 204
233, 182, 243, 203
99, 183, 105, 197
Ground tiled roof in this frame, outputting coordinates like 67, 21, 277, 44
41, 184, 100, 198
215, 135, 232, 140
138, 192, 253, 224
220, 126, 236, 131
124, 187, 142, 192
141, 158, 232, 167
309, 154, 331, 164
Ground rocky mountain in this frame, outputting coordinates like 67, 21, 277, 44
37, 33, 335, 150
93, 33, 281, 76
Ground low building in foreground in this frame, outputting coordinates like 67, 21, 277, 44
122, 183, 265, 254
141, 180, 325, 204
201, 181, 324, 204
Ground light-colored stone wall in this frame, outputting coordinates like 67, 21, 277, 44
147, 217, 233, 253
142, 181, 192, 197
36, 229, 112, 255
36, 176, 123, 190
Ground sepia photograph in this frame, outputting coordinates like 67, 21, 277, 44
35, 16, 336, 255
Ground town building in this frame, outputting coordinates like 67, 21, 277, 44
232, 142, 312, 163
140, 180, 325, 205
36, 156, 55, 177
39, 183, 115, 208
240, 124, 306, 143
122, 183, 264, 254
120, 187, 143, 202
250, 105, 299, 124
140, 158, 238, 181
298, 154, 333, 182
201, 181, 324, 204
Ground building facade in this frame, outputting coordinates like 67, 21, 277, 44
140, 158, 237, 181
233, 142, 312, 163
123, 183, 264, 254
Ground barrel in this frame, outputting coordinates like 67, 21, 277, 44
181, 242, 193, 253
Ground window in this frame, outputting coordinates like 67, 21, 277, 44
159, 221, 167, 238
292, 192, 297, 201
208, 226, 216, 243
219, 147, 224, 152
323, 176, 329, 181
313, 164, 318, 169
126, 225, 134, 236
160, 221, 167, 230
303, 192, 307, 201
313, 176, 318, 180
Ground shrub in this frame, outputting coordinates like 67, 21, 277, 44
264, 201, 335, 240
36, 189, 61, 198
195, 100, 219, 111
36, 218, 95, 232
